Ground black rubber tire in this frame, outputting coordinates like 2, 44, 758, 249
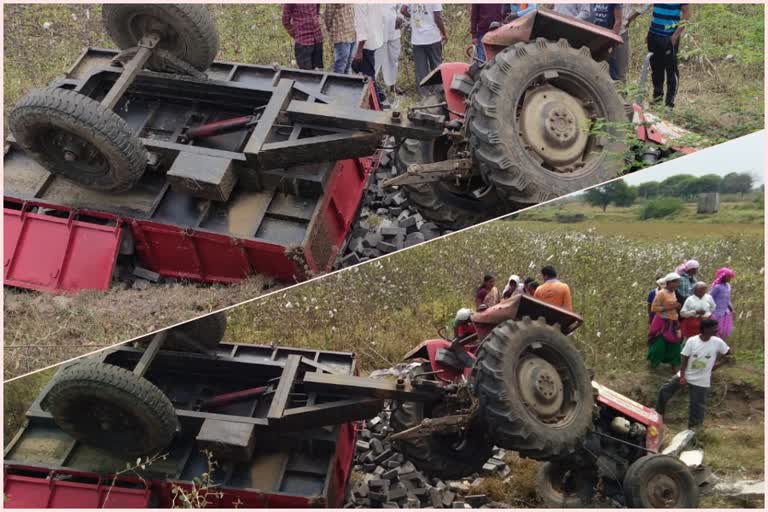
164, 312, 228, 352
394, 94, 506, 231
390, 364, 494, 479
472, 317, 593, 460
9, 88, 146, 192
45, 362, 177, 457
102, 4, 219, 72
536, 461, 596, 508
623, 454, 699, 508
467, 38, 628, 204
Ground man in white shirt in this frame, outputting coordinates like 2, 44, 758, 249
375, 4, 404, 106
609, 3, 650, 82
655, 319, 730, 429
353, 4, 387, 103
551, 4, 592, 21
401, 4, 448, 93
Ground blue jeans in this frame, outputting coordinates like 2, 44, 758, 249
333, 42, 354, 74
475, 31, 486, 61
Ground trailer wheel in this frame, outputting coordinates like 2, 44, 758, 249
390, 363, 494, 480
9, 88, 146, 192
394, 94, 507, 231
467, 38, 628, 205
472, 317, 593, 460
45, 362, 177, 457
536, 461, 596, 508
102, 4, 219, 72
623, 454, 699, 508
164, 311, 228, 352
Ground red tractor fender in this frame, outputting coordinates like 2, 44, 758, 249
418, 62, 471, 120
592, 381, 665, 452
402, 338, 474, 383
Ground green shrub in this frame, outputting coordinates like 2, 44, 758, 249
639, 197, 685, 219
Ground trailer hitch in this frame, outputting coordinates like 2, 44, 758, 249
388, 412, 475, 441
381, 158, 473, 187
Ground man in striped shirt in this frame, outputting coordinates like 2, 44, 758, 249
646, 4, 690, 109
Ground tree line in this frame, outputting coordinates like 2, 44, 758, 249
584, 173, 756, 212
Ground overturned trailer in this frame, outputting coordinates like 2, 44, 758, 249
4, 46, 382, 293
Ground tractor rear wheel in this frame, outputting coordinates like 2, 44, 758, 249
9, 88, 146, 192
467, 38, 628, 205
472, 317, 593, 460
536, 461, 597, 508
394, 94, 507, 231
390, 364, 494, 479
623, 454, 699, 508
45, 362, 177, 456
102, 4, 219, 72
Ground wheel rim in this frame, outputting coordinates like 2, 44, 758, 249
646, 473, 682, 508
126, 11, 185, 58
39, 129, 111, 178
510, 70, 614, 177
71, 395, 147, 446
513, 344, 579, 426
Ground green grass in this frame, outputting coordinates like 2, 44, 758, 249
4, 4, 764, 143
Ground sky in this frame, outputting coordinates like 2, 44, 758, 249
622, 130, 765, 186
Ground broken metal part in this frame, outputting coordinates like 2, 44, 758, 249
380, 158, 473, 187
388, 413, 474, 442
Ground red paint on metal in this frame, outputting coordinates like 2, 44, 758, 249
436, 62, 470, 120
3, 467, 151, 508
187, 115, 253, 139
632, 104, 696, 155
416, 339, 475, 383
3, 199, 122, 293
593, 381, 665, 452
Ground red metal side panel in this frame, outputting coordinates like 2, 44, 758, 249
329, 421, 358, 507
303, 156, 375, 273
130, 221, 299, 283
3, 469, 151, 508
3, 200, 121, 293
438, 62, 470, 120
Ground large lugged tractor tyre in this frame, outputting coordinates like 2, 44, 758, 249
472, 317, 593, 461
45, 362, 177, 457
9, 88, 146, 192
394, 94, 505, 231
163, 311, 228, 352
536, 461, 597, 508
390, 364, 494, 479
467, 38, 627, 205
102, 4, 220, 72
623, 454, 699, 508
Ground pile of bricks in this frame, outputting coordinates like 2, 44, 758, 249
336, 144, 448, 269
344, 408, 512, 509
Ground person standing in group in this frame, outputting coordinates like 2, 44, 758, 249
401, 4, 447, 93
647, 3, 690, 109
352, 3, 386, 104
610, 4, 650, 83
655, 319, 730, 429
502, 275, 522, 300
475, 274, 500, 309
551, 4, 592, 21
375, 3, 405, 107
590, 4, 622, 34
675, 259, 700, 302
470, 4, 509, 61
647, 274, 666, 325
648, 272, 683, 371
534, 265, 573, 311
324, 4, 356, 74
680, 282, 716, 343
282, 4, 324, 70
709, 267, 736, 343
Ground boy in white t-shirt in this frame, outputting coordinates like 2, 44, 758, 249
655, 319, 730, 429
401, 4, 448, 93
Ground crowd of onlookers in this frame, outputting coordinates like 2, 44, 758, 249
282, 4, 690, 109
466, 258, 735, 431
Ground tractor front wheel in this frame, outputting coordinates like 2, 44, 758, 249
536, 461, 597, 508
623, 454, 699, 508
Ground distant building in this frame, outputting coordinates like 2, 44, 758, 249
697, 192, 720, 214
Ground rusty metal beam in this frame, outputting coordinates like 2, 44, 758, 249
267, 354, 302, 420
258, 132, 381, 170
381, 158, 473, 187
132, 330, 167, 377
243, 78, 295, 162
302, 372, 444, 401
282, 398, 384, 428
101, 34, 158, 110
285, 101, 443, 140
